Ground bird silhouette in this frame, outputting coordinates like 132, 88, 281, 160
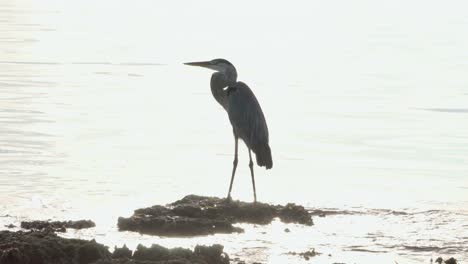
185, 59, 272, 202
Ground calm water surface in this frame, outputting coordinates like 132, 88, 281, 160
1, 1, 467, 263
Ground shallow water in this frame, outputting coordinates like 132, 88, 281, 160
1, 0, 468, 263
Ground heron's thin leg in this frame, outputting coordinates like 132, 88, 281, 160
227, 136, 238, 200
248, 149, 257, 203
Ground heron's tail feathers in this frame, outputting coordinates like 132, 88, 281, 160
254, 144, 273, 169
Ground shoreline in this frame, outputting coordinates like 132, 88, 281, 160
0, 195, 462, 264
1, 195, 315, 264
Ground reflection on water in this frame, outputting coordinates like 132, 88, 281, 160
1, 0, 468, 263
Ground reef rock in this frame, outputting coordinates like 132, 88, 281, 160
0, 230, 231, 264
20, 220, 96, 232
0, 230, 110, 264
118, 195, 313, 236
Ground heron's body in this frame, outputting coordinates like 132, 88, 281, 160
226, 82, 272, 169
185, 58, 273, 202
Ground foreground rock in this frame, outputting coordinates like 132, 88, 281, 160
435, 257, 458, 264
0, 230, 109, 264
118, 195, 313, 236
21, 220, 96, 232
95, 244, 229, 264
0, 230, 230, 264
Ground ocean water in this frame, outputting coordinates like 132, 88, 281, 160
1, 0, 467, 263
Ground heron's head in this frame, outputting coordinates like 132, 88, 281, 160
184, 58, 237, 81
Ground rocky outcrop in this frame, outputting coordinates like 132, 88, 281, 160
0, 230, 230, 264
118, 195, 313, 236
0, 230, 110, 264
93, 244, 229, 264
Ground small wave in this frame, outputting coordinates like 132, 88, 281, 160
348, 247, 388, 253
0, 109, 44, 114
418, 108, 468, 113
307, 208, 362, 216
307, 206, 468, 219
127, 73, 143, 77
402, 245, 450, 252
368, 209, 409, 215
72, 62, 164, 66
411, 209, 447, 216
71, 62, 112, 65
348, 245, 390, 253
94, 72, 112, 75
0, 61, 60, 65
118, 62, 164, 66
307, 207, 410, 216
0, 61, 164, 66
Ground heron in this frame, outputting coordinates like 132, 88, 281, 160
184, 59, 272, 203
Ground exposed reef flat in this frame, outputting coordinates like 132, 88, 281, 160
0, 230, 230, 264
20, 220, 96, 232
118, 194, 313, 236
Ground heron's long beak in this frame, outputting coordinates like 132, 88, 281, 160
184, 61, 213, 68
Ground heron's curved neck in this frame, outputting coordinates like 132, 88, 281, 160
210, 72, 236, 110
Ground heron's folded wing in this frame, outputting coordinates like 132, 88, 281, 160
227, 82, 269, 147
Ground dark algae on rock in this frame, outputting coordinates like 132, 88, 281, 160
118, 205, 242, 236
21, 220, 96, 232
118, 195, 313, 236
0, 230, 231, 264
